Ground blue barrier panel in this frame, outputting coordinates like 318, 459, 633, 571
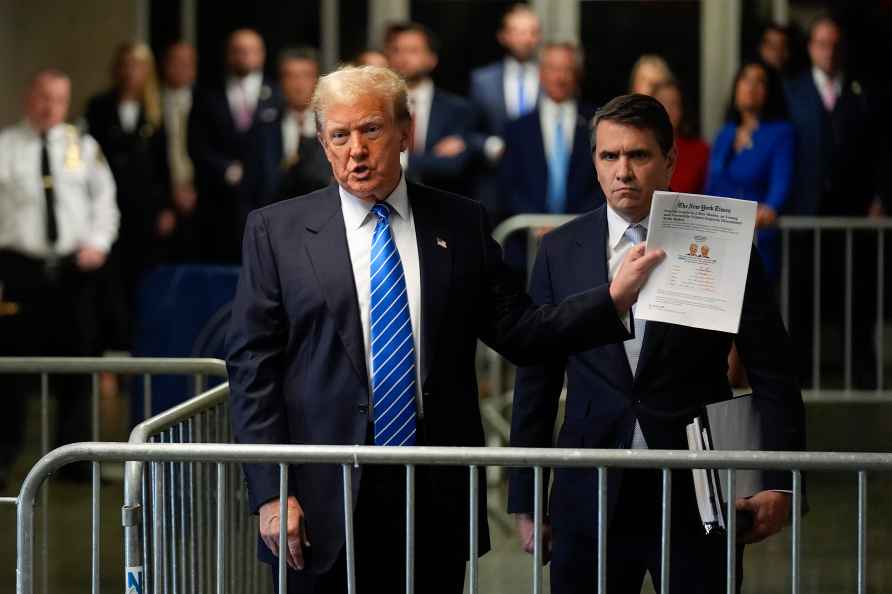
131, 265, 239, 422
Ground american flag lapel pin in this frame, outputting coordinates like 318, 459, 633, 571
436, 237, 448, 249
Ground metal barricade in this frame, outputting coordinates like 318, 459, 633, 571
123, 381, 272, 594
481, 215, 892, 448
13, 442, 892, 594
0, 357, 227, 594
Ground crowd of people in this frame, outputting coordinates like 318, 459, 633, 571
0, 2, 885, 485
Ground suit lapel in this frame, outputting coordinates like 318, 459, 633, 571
579, 208, 634, 391
493, 63, 507, 122
530, 114, 549, 211
303, 185, 369, 385
408, 184, 452, 386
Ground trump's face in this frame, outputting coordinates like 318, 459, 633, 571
594, 120, 675, 222
318, 93, 410, 201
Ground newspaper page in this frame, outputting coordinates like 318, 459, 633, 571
636, 191, 757, 333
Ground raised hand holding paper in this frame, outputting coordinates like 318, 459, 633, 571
637, 191, 757, 333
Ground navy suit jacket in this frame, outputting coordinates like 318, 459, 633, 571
784, 71, 879, 215
469, 61, 509, 142
188, 77, 282, 261
508, 205, 806, 574
227, 182, 632, 573
406, 88, 475, 195
498, 106, 604, 221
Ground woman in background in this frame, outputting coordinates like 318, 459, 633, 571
86, 42, 171, 352
653, 79, 709, 194
628, 54, 674, 96
705, 58, 793, 281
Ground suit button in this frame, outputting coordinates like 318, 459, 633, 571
358, 405, 369, 415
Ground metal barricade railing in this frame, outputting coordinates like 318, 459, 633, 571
123, 381, 273, 594
14, 442, 892, 594
481, 215, 892, 447
0, 357, 228, 594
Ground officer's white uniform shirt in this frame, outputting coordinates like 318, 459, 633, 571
0, 121, 120, 259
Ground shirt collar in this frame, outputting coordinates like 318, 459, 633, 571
606, 204, 649, 250
408, 78, 434, 101
24, 120, 66, 141
339, 173, 410, 230
228, 71, 263, 91
540, 95, 577, 118
812, 66, 843, 92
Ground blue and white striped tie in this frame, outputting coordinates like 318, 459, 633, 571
369, 203, 417, 446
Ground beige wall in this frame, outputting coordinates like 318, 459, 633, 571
0, 0, 139, 127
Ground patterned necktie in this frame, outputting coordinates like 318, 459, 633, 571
235, 82, 254, 131
547, 113, 569, 214
369, 203, 417, 446
623, 224, 649, 449
821, 77, 837, 112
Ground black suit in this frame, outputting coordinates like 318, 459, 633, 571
85, 90, 171, 349
508, 205, 806, 594
188, 77, 282, 262
785, 71, 884, 387
272, 127, 331, 203
227, 182, 631, 591
406, 88, 475, 196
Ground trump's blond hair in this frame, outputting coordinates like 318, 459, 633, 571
311, 65, 411, 131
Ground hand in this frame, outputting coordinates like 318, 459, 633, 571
736, 490, 790, 544
755, 204, 777, 228
259, 496, 311, 570
224, 162, 244, 186
515, 513, 552, 563
433, 135, 466, 158
533, 226, 554, 239
609, 243, 666, 315
173, 183, 197, 214
868, 198, 886, 219
76, 246, 107, 271
156, 209, 177, 238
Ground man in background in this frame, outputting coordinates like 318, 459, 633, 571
160, 41, 198, 259
189, 28, 281, 262
0, 70, 119, 488
274, 47, 330, 202
469, 4, 542, 215
386, 22, 475, 196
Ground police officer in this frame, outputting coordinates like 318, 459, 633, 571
0, 69, 119, 488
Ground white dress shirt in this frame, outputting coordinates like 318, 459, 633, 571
503, 57, 539, 119
0, 121, 119, 258
539, 96, 577, 163
812, 66, 843, 110
118, 100, 141, 133
226, 71, 263, 123
163, 86, 194, 185
606, 204, 649, 448
339, 174, 425, 417
407, 78, 434, 154
281, 109, 317, 162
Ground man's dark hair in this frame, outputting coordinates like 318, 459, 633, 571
724, 58, 789, 125
761, 21, 789, 41
277, 46, 320, 71
591, 94, 674, 156
384, 21, 440, 55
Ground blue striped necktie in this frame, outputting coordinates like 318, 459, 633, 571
547, 113, 569, 214
369, 203, 417, 446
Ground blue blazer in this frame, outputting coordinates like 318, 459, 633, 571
507, 205, 806, 587
406, 88, 475, 195
498, 107, 604, 220
227, 182, 631, 573
705, 121, 794, 212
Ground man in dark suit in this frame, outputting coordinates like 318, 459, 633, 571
499, 41, 603, 220
227, 67, 664, 594
468, 4, 542, 215
273, 46, 331, 202
188, 28, 281, 262
508, 94, 806, 594
385, 22, 475, 196
785, 15, 886, 388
